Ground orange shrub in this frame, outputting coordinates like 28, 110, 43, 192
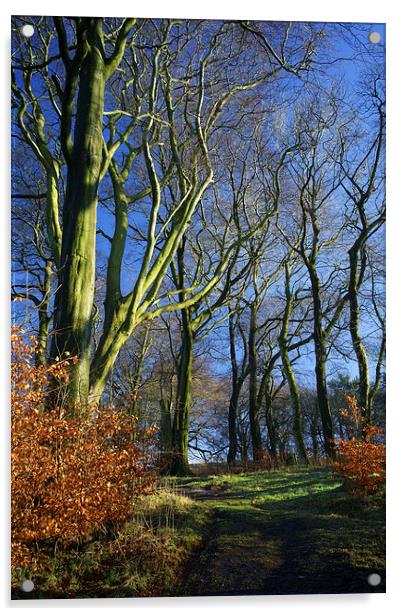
11, 327, 157, 569
333, 395, 385, 498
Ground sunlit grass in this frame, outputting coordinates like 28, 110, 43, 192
12, 466, 385, 598
177, 466, 385, 595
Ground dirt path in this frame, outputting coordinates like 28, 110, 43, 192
178, 469, 385, 596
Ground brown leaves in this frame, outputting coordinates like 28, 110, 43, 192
11, 327, 157, 569
332, 395, 385, 498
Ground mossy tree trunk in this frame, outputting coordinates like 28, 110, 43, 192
297, 190, 339, 459
248, 299, 263, 461
50, 18, 135, 410
227, 386, 240, 467
227, 310, 248, 467
160, 398, 173, 454
342, 96, 385, 424
347, 215, 384, 425
227, 311, 239, 466
35, 259, 53, 367
279, 264, 309, 463
265, 389, 278, 465
171, 307, 194, 476
348, 245, 370, 418
51, 24, 105, 407
309, 267, 335, 458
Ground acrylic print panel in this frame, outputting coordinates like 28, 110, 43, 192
11, 15, 385, 599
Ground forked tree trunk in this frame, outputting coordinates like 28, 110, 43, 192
279, 264, 309, 463
309, 268, 335, 458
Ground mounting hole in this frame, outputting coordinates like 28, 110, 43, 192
368, 31, 381, 44
20, 24, 35, 38
367, 573, 381, 587
21, 579, 34, 592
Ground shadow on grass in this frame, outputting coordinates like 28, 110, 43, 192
181, 468, 385, 596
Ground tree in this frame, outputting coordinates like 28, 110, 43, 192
339, 79, 385, 422
227, 302, 249, 466
277, 98, 350, 457
278, 262, 309, 463
12, 17, 322, 412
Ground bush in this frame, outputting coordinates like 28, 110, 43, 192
332, 395, 385, 498
11, 327, 157, 570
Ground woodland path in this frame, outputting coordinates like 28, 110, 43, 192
177, 468, 385, 596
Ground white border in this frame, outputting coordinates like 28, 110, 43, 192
2, 1, 401, 614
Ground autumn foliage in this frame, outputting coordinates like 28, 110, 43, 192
333, 395, 385, 498
11, 327, 157, 570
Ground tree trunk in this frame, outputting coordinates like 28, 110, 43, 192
160, 398, 173, 455
314, 335, 334, 458
265, 390, 278, 465
227, 386, 240, 467
310, 403, 319, 463
50, 20, 106, 410
248, 301, 263, 461
35, 259, 52, 367
348, 246, 371, 421
227, 311, 240, 467
130, 326, 150, 416
310, 268, 335, 458
280, 353, 309, 463
170, 308, 193, 475
279, 264, 309, 463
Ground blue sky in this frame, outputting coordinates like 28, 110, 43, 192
11, 18, 385, 394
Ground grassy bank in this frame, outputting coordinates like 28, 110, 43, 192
11, 480, 208, 599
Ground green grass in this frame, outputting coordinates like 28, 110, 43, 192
12, 467, 385, 598
176, 466, 385, 595
11, 482, 208, 599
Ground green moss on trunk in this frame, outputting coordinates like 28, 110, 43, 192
51, 22, 106, 410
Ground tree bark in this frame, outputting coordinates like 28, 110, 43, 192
50, 20, 106, 409
170, 307, 193, 475
160, 398, 173, 453
227, 311, 241, 466
35, 259, 52, 367
348, 245, 371, 419
265, 389, 278, 465
227, 387, 240, 467
309, 266, 335, 458
279, 264, 309, 463
248, 300, 263, 461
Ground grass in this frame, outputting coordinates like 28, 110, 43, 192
176, 466, 385, 595
12, 466, 385, 598
11, 479, 208, 599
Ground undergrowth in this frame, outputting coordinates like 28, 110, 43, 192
12, 479, 208, 599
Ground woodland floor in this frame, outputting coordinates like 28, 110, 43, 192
175, 467, 386, 596
11, 467, 385, 599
